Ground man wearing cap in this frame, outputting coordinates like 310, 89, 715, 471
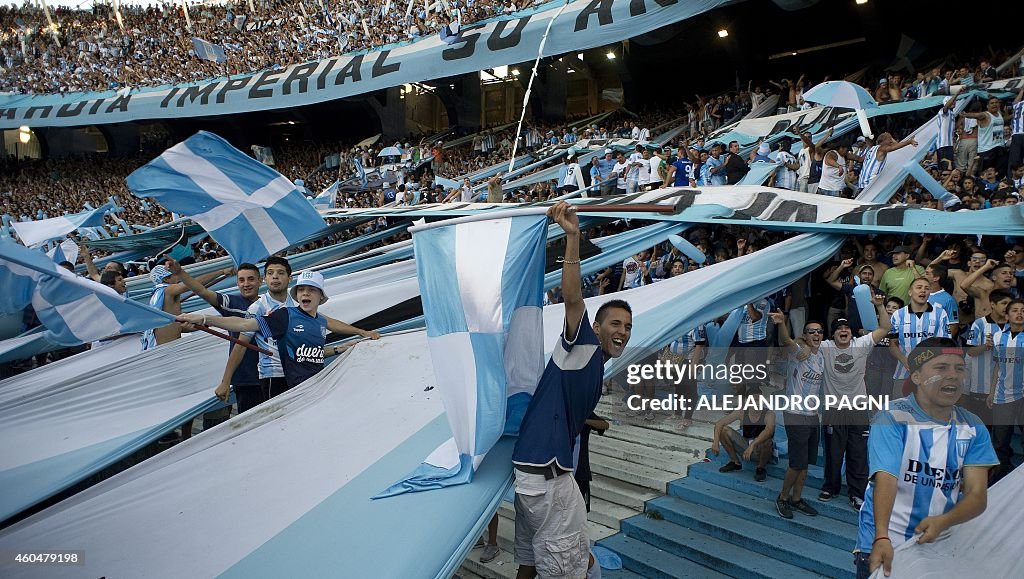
854, 337, 996, 579
178, 270, 380, 390
814, 294, 891, 511
595, 149, 617, 196
878, 247, 925, 305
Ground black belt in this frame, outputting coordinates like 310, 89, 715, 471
515, 463, 570, 480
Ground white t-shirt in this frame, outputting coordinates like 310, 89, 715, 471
646, 156, 664, 184
819, 334, 875, 397
612, 161, 628, 189
637, 158, 651, 184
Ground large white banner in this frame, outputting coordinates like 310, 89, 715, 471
0, 0, 729, 129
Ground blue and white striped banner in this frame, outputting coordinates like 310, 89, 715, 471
126, 131, 327, 266
0, 239, 174, 345
9, 202, 113, 248
313, 181, 339, 209
377, 214, 549, 496
191, 37, 227, 63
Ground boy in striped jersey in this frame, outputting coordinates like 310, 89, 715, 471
1009, 85, 1024, 177
888, 278, 951, 398
934, 96, 958, 171
856, 338, 996, 579
963, 290, 1012, 425
987, 299, 1024, 482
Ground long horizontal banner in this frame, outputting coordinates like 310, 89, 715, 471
321, 187, 1024, 236
0, 0, 729, 129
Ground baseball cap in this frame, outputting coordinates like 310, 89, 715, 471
604, 148, 613, 155
150, 264, 172, 284
855, 136, 866, 143
291, 270, 328, 305
889, 245, 912, 254
757, 143, 770, 155
879, 78, 888, 85
830, 318, 851, 334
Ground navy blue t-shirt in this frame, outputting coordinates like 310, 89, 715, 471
257, 306, 329, 387
671, 158, 695, 186
216, 293, 259, 386
513, 311, 606, 470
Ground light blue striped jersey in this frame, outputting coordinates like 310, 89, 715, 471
965, 316, 1007, 395
785, 346, 824, 416
857, 146, 884, 189
992, 329, 1024, 404
889, 304, 951, 379
936, 107, 956, 149
668, 325, 708, 359
737, 299, 771, 343
928, 289, 959, 325
856, 394, 997, 553
978, 111, 1004, 154
140, 284, 168, 352
1012, 101, 1024, 136
247, 292, 297, 379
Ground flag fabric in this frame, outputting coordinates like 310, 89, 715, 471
46, 239, 79, 265
251, 145, 275, 165
354, 156, 368, 189
377, 214, 548, 497
191, 37, 227, 63
0, 239, 175, 345
314, 181, 339, 209
126, 131, 328, 266
10, 202, 113, 248
324, 152, 340, 169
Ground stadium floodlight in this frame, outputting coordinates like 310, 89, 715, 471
855, 0, 868, 4
606, 51, 615, 60
717, 29, 729, 38
18, 126, 30, 144
511, 68, 520, 76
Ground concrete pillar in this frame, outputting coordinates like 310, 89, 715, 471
368, 86, 408, 138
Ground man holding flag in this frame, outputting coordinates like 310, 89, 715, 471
513, 202, 632, 579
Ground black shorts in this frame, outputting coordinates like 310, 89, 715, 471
558, 184, 579, 195
784, 412, 820, 471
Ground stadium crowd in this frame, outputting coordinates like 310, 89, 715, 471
0, 0, 538, 94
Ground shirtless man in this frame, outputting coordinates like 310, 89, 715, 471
960, 260, 1015, 321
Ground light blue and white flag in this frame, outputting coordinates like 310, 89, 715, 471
126, 131, 327, 266
377, 213, 549, 497
251, 145, 275, 166
0, 239, 175, 345
9, 202, 113, 248
314, 181, 339, 209
191, 37, 227, 63
354, 156, 368, 189
46, 239, 79, 265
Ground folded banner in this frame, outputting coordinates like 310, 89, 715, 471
192, 38, 227, 63
126, 131, 327, 266
10, 202, 113, 248
377, 214, 548, 497
313, 181, 339, 209
46, 239, 79, 265
0, 239, 174, 345
0, 0, 734, 128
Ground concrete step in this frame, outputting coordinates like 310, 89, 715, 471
589, 476, 660, 511
644, 495, 856, 579
591, 453, 683, 492
588, 433, 699, 473
596, 401, 717, 443
601, 569, 649, 579
620, 514, 826, 579
690, 460, 859, 526
599, 533, 732, 579
666, 478, 858, 551
588, 496, 640, 531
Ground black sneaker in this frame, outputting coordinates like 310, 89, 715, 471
818, 491, 834, 502
776, 497, 793, 519
850, 496, 865, 511
719, 462, 742, 473
754, 468, 767, 482
790, 499, 819, 516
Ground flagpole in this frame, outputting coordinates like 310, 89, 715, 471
408, 203, 676, 233
193, 324, 274, 355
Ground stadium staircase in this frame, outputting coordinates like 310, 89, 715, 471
458, 395, 860, 579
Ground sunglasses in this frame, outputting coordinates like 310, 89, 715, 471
805, 329, 824, 335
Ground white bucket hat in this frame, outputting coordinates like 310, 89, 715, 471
291, 270, 328, 305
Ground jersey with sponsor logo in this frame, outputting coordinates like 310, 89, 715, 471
889, 305, 950, 379
257, 306, 329, 388
785, 346, 824, 416
991, 328, 1024, 404
856, 395, 997, 553
671, 158, 695, 186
